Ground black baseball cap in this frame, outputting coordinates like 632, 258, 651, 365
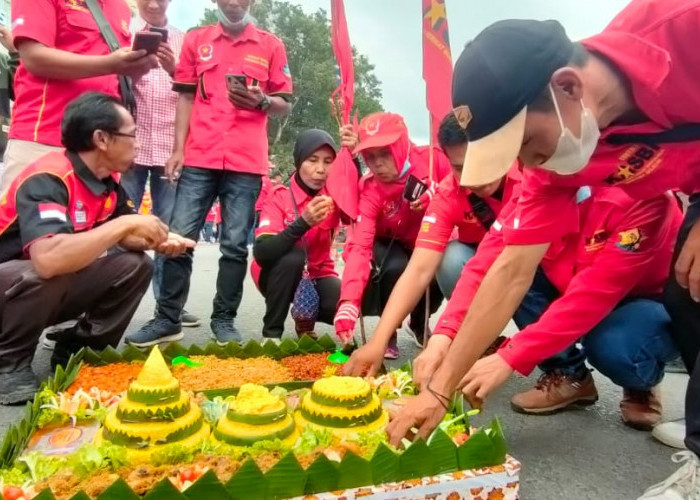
452, 19, 574, 186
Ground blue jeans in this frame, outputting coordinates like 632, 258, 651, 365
435, 240, 477, 299
202, 221, 214, 242
514, 269, 677, 391
120, 165, 176, 300
157, 167, 261, 324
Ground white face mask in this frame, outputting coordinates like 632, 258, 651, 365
540, 85, 600, 176
216, 5, 253, 31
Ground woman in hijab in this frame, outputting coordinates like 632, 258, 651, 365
252, 129, 343, 341
334, 112, 452, 358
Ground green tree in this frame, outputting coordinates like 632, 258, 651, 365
198, 1, 383, 177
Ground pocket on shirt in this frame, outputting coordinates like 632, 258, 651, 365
64, 8, 98, 31
195, 61, 220, 101
242, 62, 269, 91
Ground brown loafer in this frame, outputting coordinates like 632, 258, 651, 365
620, 387, 662, 431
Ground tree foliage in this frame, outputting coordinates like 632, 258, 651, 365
199, 1, 383, 177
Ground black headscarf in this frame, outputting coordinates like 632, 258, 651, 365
292, 129, 338, 169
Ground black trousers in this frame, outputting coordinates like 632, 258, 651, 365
0, 251, 152, 372
664, 194, 700, 455
258, 246, 340, 338
362, 239, 443, 330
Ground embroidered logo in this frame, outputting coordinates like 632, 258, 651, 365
198, 44, 214, 61
585, 229, 609, 252
617, 228, 643, 252
604, 145, 664, 186
282, 64, 291, 77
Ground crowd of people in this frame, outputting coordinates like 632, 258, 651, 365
0, 0, 697, 497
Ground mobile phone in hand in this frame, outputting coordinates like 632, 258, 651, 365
403, 174, 428, 202
149, 26, 168, 44
226, 74, 248, 91
133, 31, 162, 55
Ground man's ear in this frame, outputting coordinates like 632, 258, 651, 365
93, 130, 110, 152
550, 67, 584, 102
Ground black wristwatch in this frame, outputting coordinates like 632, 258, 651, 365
257, 94, 271, 112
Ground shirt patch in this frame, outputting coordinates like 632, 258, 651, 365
74, 201, 87, 225
244, 55, 270, 68
282, 64, 291, 77
198, 44, 214, 61
12, 17, 24, 29
38, 203, 67, 222
493, 220, 502, 231
422, 215, 437, 224
585, 229, 609, 252
604, 145, 664, 186
617, 228, 643, 252
259, 219, 271, 228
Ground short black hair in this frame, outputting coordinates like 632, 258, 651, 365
437, 111, 468, 151
61, 92, 125, 153
528, 43, 590, 112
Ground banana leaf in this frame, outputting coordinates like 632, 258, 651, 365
98, 345, 123, 364
241, 340, 265, 359
96, 478, 140, 500
265, 452, 306, 499
202, 380, 315, 400
68, 492, 91, 500
261, 341, 284, 360
398, 438, 434, 480
317, 335, 338, 351
370, 442, 400, 485
142, 478, 187, 500
428, 428, 459, 474
162, 342, 189, 360
457, 418, 507, 470
120, 345, 147, 362
183, 469, 229, 500
225, 458, 266, 500
224, 342, 242, 358
278, 338, 298, 355
33, 490, 56, 500
304, 454, 340, 495
186, 344, 206, 357
204, 343, 226, 358
337, 451, 372, 490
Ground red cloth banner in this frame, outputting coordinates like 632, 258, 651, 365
422, 0, 453, 143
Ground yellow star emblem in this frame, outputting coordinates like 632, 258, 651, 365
424, 0, 446, 30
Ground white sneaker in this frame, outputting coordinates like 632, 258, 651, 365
638, 451, 700, 499
654, 419, 688, 450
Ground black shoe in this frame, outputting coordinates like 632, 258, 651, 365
665, 356, 688, 374
181, 310, 201, 328
126, 318, 183, 348
0, 367, 39, 405
403, 318, 426, 348
210, 318, 242, 346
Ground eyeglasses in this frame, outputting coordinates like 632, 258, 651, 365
111, 131, 137, 139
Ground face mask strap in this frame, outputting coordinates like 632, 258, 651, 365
548, 84, 566, 131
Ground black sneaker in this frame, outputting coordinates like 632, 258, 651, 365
126, 318, 183, 348
403, 318, 426, 348
0, 367, 39, 405
181, 310, 201, 328
210, 318, 242, 346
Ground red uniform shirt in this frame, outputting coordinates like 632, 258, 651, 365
10, 0, 132, 146
173, 23, 293, 174
505, 0, 700, 246
0, 151, 132, 263
252, 177, 339, 284
339, 146, 451, 307
205, 205, 217, 223
415, 166, 521, 252
434, 187, 682, 376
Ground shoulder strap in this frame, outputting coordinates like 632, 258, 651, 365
83, 0, 137, 115
467, 192, 496, 230
605, 123, 700, 146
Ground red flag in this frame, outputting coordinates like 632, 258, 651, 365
422, 0, 453, 143
327, 0, 359, 221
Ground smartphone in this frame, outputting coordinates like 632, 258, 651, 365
149, 26, 168, 43
133, 31, 162, 55
226, 74, 248, 90
403, 174, 428, 202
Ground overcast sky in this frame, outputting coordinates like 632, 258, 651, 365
169, 0, 632, 144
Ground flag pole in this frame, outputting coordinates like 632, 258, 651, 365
423, 115, 434, 350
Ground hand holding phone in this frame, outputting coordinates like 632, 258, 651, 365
149, 26, 168, 43
226, 74, 248, 91
403, 174, 428, 202
133, 31, 162, 55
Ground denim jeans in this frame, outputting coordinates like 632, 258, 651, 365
202, 221, 214, 242
157, 167, 261, 324
514, 269, 677, 391
120, 165, 177, 300
435, 240, 478, 299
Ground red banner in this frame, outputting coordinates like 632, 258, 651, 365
327, 0, 359, 221
422, 0, 453, 143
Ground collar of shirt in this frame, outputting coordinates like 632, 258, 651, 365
66, 152, 118, 196
212, 21, 261, 45
130, 15, 177, 34
290, 175, 313, 209
582, 31, 672, 128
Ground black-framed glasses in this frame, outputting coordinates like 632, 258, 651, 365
111, 131, 137, 139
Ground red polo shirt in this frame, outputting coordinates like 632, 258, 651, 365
173, 23, 293, 174
434, 187, 682, 376
252, 177, 339, 284
504, 0, 700, 246
10, 0, 132, 146
415, 166, 521, 252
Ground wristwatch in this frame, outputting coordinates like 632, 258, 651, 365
257, 94, 271, 112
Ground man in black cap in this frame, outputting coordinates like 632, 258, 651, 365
386, 1, 700, 497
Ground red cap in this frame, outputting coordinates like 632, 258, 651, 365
353, 113, 408, 155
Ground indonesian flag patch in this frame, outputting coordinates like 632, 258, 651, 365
38, 203, 67, 222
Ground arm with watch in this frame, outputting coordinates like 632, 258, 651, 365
227, 81, 291, 116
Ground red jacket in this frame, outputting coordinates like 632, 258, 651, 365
434, 187, 682, 376
255, 176, 272, 213
251, 177, 340, 285
339, 145, 451, 307
415, 166, 521, 252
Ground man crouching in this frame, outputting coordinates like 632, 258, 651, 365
0, 92, 194, 404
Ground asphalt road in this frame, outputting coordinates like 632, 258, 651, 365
0, 243, 688, 499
